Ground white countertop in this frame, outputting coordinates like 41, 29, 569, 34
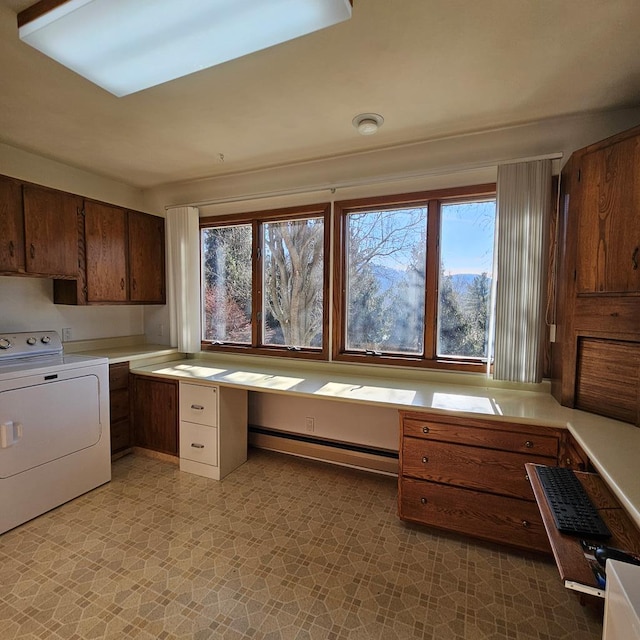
129, 355, 640, 532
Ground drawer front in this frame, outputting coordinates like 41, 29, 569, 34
402, 437, 548, 500
111, 419, 131, 453
109, 362, 129, 390
180, 421, 218, 466
110, 387, 130, 422
402, 416, 559, 458
180, 383, 217, 427
400, 477, 550, 553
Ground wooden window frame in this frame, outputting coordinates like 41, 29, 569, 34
332, 184, 496, 373
200, 203, 331, 360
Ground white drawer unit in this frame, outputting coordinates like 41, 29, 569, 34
179, 381, 247, 481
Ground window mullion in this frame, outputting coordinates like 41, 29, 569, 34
424, 199, 440, 359
252, 220, 262, 348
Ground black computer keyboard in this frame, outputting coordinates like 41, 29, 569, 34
535, 466, 612, 540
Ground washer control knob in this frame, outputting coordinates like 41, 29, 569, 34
26, 337, 37, 345
41, 336, 51, 344
0, 338, 11, 350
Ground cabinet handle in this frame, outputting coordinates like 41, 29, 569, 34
132, 278, 137, 290
191, 443, 205, 449
633, 246, 639, 270
522, 520, 530, 528
420, 497, 427, 505
422, 426, 430, 434
421, 456, 429, 464
120, 278, 125, 290
525, 440, 533, 448
191, 404, 204, 410
30, 243, 35, 259
8, 240, 14, 257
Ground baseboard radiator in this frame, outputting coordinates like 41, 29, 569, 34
248, 426, 398, 476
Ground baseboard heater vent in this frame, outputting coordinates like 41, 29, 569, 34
248, 426, 398, 476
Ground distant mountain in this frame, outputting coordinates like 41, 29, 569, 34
371, 264, 404, 293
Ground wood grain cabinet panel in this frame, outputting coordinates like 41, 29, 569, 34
398, 410, 562, 553
128, 211, 166, 303
0, 175, 24, 273
23, 184, 80, 278
576, 135, 640, 295
85, 201, 128, 302
131, 374, 177, 456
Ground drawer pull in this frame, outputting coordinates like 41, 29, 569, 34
525, 440, 533, 448
191, 404, 204, 410
522, 520, 530, 528
421, 456, 429, 464
420, 497, 428, 505
191, 443, 205, 449
422, 426, 430, 434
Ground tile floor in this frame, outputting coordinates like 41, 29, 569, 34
1, 449, 603, 639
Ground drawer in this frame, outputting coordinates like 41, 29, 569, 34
402, 416, 559, 458
109, 362, 129, 390
110, 419, 131, 453
402, 437, 548, 500
180, 383, 217, 427
110, 387, 130, 422
399, 477, 550, 553
180, 421, 218, 466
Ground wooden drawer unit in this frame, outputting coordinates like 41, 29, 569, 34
402, 414, 559, 458
109, 361, 131, 455
399, 410, 562, 552
401, 478, 550, 553
402, 437, 550, 501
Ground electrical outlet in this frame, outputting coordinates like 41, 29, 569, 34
61, 327, 72, 342
305, 417, 315, 433
158, 323, 164, 337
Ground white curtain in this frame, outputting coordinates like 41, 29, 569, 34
493, 160, 551, 382
166, 206, 201, 353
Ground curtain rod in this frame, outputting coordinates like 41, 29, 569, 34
165, 152, 563, 210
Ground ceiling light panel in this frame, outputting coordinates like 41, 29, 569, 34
18, 0, 352, 97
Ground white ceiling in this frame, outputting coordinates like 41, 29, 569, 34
1, 0, 640, 190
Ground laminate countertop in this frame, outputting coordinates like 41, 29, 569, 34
130, 355, 640, 532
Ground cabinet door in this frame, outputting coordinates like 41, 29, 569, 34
577, 135, 640, 294
131, 375, 177, 455
0, 175, 24, 273
85, 201, 128, 302
128, 211, 166, 303
23, 184, 80, 277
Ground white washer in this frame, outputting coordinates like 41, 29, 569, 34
0, 331, 111, 534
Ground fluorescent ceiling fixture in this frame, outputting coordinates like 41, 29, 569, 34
18, 0, 352, 97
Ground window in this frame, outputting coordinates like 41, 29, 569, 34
334, 185, 496, 371
200, 204, 330, 358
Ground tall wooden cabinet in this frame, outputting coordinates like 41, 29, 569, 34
552, 124, 640, 426
128, 210, 166, 303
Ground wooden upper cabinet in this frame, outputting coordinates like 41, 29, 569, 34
85, 201, 128, 302
23, 184, 80, 278
128, 210, 166, 303
576, 134, 640, 295
0, 175, 24, 273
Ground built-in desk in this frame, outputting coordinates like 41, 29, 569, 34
130, 355, 640, 534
